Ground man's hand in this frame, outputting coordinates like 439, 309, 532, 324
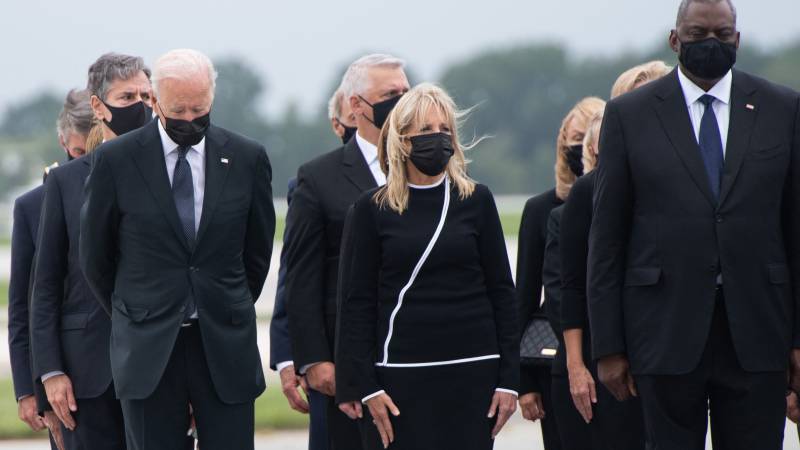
518, 392, 545, 422
597, 354, 637, 401
568, 362, 597, 423
488, 391, 517, 439
43, 411, 66, 450
280, 365, 310, 413
788, 391, 800, 424
17, 396, 45, 431
338, 401, 363, 420
789, 349, 800, 394
306, 362, 336, 397
43, 374, 77, 430
365, 393, 400, 449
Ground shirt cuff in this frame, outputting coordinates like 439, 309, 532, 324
361, 390, 386, 404
17, 394, 33, 402
299, 362, 323, 375
276, 361, 294, 373
495, 388, 519, 397
41, 371, 65, 382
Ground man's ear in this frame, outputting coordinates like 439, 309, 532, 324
58, 135, 66, 149
669, 29, 680, 53
90, 95, 107, 121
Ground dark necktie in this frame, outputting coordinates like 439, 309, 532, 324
698, 94, 724, 201
172, 145, 196, 320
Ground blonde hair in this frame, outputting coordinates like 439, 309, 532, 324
84, 119, 105, 154
555, 97, 606, 200
582, 111, 604, 173
375, 83, 476, 214
611, 60, 672, 99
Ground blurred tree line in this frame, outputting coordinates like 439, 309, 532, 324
1, 40, 799, 198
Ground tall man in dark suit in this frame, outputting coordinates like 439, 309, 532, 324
9, 88, 94, 450
588, 1, 800, 449
285, 54, 409, 449
80, 48, 275, 450
32, 54, 152, 450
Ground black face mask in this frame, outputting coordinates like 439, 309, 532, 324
679, 37, 737, 80
102, 100, 152, 137
336, 118, 357, 144
159, 105, 211, 147
359, 94, 403, 129
566, 144, 584, 177
409, 132, 455, 177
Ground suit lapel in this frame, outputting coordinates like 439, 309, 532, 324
718, 71, 758, 207
654, 70, 717, 208
342, 138, 378, 191
131, 121, 192, 252
195, 126, 230, 246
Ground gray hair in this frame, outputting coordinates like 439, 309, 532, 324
676, 0, 737, 27
56, 89, 93, 139
152, 49, 218, 99
86, 53, 150, 101
327, 88, 345, 120
339, 53, 405, 100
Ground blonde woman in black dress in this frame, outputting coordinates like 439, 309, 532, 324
336, 83, 519, 450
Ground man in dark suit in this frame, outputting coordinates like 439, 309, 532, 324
588, 1, 800, 449
284, 54, 409, 449
9, 88, 94, 450
31, 55, 152, 450
80, 49, 275, 450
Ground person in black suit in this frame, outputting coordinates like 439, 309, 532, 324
285, 53, 409, 450
517, 97, 604, 450
31, 54, 152, 450
9, 88, 94, 450
588, 1, 800, 449
80, 49, 275, 450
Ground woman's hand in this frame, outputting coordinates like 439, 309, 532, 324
365, 393, 401, 449
568, 362, 597, 423
519, 392, 545, 421
338, 401, 363, 420
488, 391, 517, 439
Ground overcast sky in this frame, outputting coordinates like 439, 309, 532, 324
1, 0, 797, 117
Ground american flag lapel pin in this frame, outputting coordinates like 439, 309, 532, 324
746, 104, 755, 110
221, 157, 229, 164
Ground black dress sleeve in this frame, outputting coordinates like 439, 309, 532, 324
335, 195, 383, 404
560, 174, 594, 331
476, 186, 519, 393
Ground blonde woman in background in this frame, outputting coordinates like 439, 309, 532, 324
610, 60, 671, 99
336, 83, 519, 450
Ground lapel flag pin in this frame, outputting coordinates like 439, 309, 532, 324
746, 104, 755, 110
221, 158, 229, 164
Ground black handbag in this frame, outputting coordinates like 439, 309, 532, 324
520, 315, 559, 367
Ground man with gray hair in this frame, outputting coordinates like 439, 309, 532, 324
57, 89, 93, 160
284, 53, 409, 449
80, 48, 275, 449
328, 88, 357, 145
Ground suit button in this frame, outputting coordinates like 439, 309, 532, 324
189, 266, 199, 273
716, 215, 724, 223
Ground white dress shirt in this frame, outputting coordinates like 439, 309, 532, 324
355, 131, 387, 186
678, 68, 732, 156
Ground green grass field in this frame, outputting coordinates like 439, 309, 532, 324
0, 280, 7, 308
0, 377, 308, 440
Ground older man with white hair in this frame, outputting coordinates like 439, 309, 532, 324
284, 53, 409, 450
80, 48, 275, 450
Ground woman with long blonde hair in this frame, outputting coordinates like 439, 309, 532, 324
337, 83, 519, 450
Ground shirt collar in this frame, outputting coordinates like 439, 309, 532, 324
157, 117, 206, 157
678, 67, 733, 107
355, 130, 378, 165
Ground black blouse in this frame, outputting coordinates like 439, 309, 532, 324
336, 180, 519, 404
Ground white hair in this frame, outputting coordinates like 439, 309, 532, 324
152, 49, 218, 99
327, 89, 345, 120
339, 53, 405, 100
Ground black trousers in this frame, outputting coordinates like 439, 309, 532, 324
61, 383, 125, 450
307, 387, 328, 450
635, 290, 786, 450
325, 393, 362, 450
531, 366, 562, 450
120, 324, 254, 450
552, 372, 645, 450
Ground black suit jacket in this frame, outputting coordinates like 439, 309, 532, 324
285, 138, 377, 370
269, 178, 296, 370
31, 157, 113, 401
589, 69, 800, 374
8, 186, 44, 400
80, 120, 275, 402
